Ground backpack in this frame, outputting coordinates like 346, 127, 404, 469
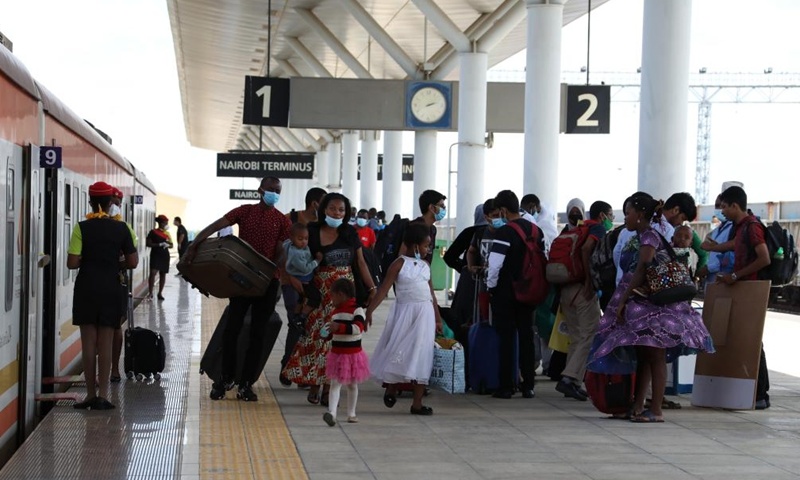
374, 217, 409, 280
546, 225, 591, 284
589, 225, 624, 291
748, 219, 799, 286
506, 222, 549, 306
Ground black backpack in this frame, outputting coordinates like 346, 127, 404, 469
589, 225, 624, 292
749, 219, 799, 286
374, 217, 409, 280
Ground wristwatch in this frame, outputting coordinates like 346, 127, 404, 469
731, 272, 738, 282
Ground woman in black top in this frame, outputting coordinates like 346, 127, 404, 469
283, 193, 377, 405
67, 181, 138, 410
147, 214, 173, 300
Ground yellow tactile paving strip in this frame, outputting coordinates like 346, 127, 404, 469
200, 297, 308, 480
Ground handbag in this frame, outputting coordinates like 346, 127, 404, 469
645, 232, 697, 305
430, 343, 466, 394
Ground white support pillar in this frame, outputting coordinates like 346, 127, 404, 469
315, 148, 329, 189
457, 52, 488, 234
413, 130, 438, 217
360, 130, 379, 211
327, 141, 341, 191
383, 130, 403, 218
523, 0, 564, 209
341, 131, 360, 203
638, 0, 693, 198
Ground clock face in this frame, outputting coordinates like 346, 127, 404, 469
410, 87, 447, 123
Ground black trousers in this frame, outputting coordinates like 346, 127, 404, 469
280, 284, 302, 370
223, 279, 280, 383
757, 345, 770, 401
492, 297, 536, 391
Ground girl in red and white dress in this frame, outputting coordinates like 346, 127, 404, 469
321, 279, 370, 426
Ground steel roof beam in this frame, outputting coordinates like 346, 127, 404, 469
241, 134, 258, 150
410, 0, 472, 53
275, 58, 301, 77
338, 0, 419, 78
287, 37, 333, 78
294, 8, 374, 79
297, 129, 322, 151
314, 129, 335, 143
266, 127, 293, 151
275, 57, 336, 147
274, 127, 309, 152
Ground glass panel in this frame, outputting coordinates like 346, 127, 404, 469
5, 222, 13, 312
64, 183, 71, 219
6, 168, 13, 211
64, 223, 70, 285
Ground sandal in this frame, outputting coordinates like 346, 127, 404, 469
630, 409, 664, 423
410, 405, 433, 416
383, 390, 397, 409
610, 409, 633, 420
110, 375, 122, 383
645, 398, 682, 410
307, 392, 320, 405
320, 391, 329, 407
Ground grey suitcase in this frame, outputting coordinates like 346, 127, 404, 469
178, 236, 277, 298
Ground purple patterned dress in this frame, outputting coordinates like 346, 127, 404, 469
591, 229, 714, 363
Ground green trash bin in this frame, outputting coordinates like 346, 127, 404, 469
431, 239, 448, 290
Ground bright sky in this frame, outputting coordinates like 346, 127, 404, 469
2, 0, 800, 228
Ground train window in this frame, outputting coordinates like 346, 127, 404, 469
73, 186, 79, 220
5, 222, 12, 312
81, 191, 87, 218
6, 168, 13, 211
64, 183, 71, 219
63, 223, 71, 285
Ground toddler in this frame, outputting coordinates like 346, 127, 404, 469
321, 279, 370, 426
672, 225, 698, 276
283, 223, 322, 331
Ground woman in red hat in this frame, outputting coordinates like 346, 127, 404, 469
67, 181, 138, 410
147, 214, 173, 300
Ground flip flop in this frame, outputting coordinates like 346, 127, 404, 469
307, 392, 320, 405
630, 409, 664, 423
645, 398, 682, 410
110, 375, 122, 383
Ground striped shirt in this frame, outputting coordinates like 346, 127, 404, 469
329, 298, 367, 354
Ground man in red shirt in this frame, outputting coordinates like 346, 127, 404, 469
187, 176, 292, 402
355, 209, 376, 249
712, 185, 772, 409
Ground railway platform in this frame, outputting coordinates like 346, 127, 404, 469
0, 274, 798, 480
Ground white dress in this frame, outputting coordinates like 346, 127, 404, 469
370, 256, 436, 385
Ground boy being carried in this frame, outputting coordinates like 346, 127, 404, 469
283, 223, 323, 332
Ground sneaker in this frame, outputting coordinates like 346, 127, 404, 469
279, 373, 292, 387
755, 398, 771, 410
323, 412, 336, 426
491, 389, 514, 399
556, 380, 588, 401
521, 388, 535, 399
210, 381, 226, 400
347, 416, 359, 423
237, 382, 258, 402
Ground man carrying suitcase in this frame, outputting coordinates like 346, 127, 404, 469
186, 176, 292, 402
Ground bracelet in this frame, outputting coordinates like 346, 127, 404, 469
368, 286, 377, 291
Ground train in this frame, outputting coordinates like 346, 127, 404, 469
0, 44, 156, 462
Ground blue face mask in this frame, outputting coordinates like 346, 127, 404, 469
325, 216, 343, 228
491, 218, 505, 229
434, 207, 446, 222
414, 248, 422, 260
715, 209, 726, 221
262, 191, 280, 206
533, 211, 540, 222
356, 218, 368, 227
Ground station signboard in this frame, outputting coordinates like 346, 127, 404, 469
229, 189, 260, 200
357, 154, 414, 181
216, 152, 314, 179
561, 84, 611, 134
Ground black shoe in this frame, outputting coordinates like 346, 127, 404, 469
279, 373, 292, 387
92, 397, 116, 410
491, 389, 514, 399
237, 382, 258, 402
521, 388, 535, 399
755, 398, 771, 410
556, 380, 588, 401
210, 381, 226, 400
410, 405, 433, 415
289, 313, 307, 332
73, 397, 97, 410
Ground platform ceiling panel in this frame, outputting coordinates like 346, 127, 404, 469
168, 0, 610, 152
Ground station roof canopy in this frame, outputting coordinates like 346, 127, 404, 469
168, 0, 609, 153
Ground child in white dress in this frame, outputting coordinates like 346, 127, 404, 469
368, 224, 442, 416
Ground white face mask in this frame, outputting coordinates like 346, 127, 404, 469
108, 204, 121, 217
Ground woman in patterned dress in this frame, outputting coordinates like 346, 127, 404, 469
283, 193, 377, 405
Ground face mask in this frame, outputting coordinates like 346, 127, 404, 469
569, 214, 582, 226
533, 211, 540, 222
356, 218, 368, 227
325, 216, 343, 228
434, 207, 446, 222
414, 248, 422, 260
491, 218, 505, 229
602, 218, 614, 231
262, 191, 280, 206
715, 209, 726, 221
108, 204, 121, 217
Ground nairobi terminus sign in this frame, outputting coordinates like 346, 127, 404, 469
217, 152, 314, 179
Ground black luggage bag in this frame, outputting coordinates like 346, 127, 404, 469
124, 292, 166, 381
177, 236, 277, 298
200, 306, 282, 385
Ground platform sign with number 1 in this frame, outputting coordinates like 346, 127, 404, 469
561, 84, 611, 134
39, 146, 62, 168
243, 76, 290, 127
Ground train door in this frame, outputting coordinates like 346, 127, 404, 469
40, 165, 59, 406
0, 138, 23, 461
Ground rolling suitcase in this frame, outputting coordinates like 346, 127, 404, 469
200, 306, 282, 385
177, 236, 277, 298
124, 292, 166, 381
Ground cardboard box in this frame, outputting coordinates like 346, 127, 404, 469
691, 281, 771, 410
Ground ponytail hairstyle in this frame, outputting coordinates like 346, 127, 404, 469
628, 194, 664, 224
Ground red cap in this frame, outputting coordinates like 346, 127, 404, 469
88, 181, 115, 197
156, 214, 169, 223
112, 187, 124, 199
